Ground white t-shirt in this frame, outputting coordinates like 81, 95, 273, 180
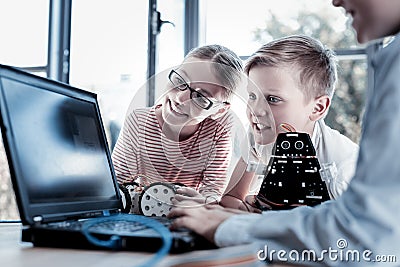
240, 120, 359, 199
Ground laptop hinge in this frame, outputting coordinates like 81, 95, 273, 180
34, 209, 120, 224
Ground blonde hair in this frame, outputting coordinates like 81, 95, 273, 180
185, 44, 243, 100
245, 35, 337, 101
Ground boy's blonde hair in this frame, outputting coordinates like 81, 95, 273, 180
185, 44, 243, 101
244, 35, 338, 102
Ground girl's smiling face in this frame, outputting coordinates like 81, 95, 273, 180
160, 58, 229, 128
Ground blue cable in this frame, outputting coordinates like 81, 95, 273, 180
82, 214, 172, 267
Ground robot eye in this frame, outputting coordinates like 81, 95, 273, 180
295, 141, 304, 150
281, 141, 290, 149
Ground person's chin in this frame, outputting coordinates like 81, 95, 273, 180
355, 27, 367, 43
352, 21, 372, 44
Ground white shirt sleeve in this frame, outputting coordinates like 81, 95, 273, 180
214, 213, 260, 247
315, 120, 359, 199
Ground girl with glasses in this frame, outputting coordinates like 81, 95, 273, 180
112, 44, 243, 208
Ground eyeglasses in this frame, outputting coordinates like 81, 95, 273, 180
168, 70, 227, 110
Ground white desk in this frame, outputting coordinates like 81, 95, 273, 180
0, 223, 162, 267
1, 223, 294, 267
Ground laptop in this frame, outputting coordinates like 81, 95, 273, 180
0, 64, 214, 253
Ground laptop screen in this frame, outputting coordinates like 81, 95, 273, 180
0, 65, 121, 223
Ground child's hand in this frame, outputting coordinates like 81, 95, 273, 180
173, 187, 207, 205
243, 195, 262, 213
219, 194, 262, 213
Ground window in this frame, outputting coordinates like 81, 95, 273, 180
0, 0, 49, 73
70, 0, 148, 138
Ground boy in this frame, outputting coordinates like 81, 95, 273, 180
112, 45, 243, 201
220, 35, 359, 210
170, 0, 400, 264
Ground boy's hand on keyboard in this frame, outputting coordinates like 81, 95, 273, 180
168, 203, 243, 243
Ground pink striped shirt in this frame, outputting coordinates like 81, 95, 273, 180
112, 105, 233, 198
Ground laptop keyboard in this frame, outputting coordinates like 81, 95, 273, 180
41, 216, 173, 236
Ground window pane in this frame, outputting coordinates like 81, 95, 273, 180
0, 136, 19, 221
157, 0, 185, 70
326, 58, 367, 143
0, 0, 49, 67
0, 0, 49, 221
156, 0, 185, 102
203, 0, 362, 55
70, 0, 148, 145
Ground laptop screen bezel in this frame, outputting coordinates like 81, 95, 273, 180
0, 64, 122, 225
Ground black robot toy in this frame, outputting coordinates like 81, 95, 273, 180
255, 131, 331, 210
